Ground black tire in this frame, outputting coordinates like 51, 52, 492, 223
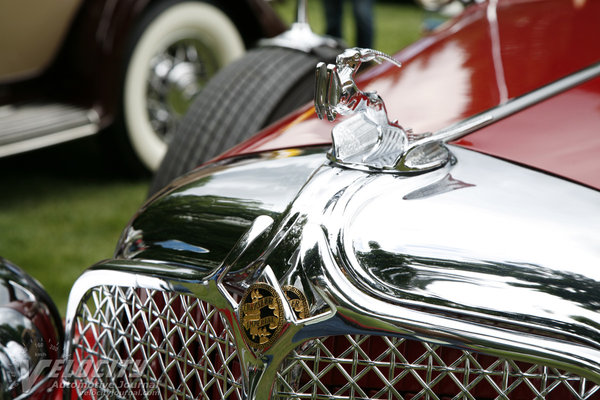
149, 45, 341, 195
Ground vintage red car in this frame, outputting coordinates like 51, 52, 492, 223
1, 0, 600, 399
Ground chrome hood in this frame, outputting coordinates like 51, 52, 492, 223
115, 145, 600, 381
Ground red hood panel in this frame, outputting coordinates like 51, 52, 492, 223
454, 75, 600, 190
219, 0, 600, 189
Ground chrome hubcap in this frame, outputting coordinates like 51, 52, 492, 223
146, 38, 219, 143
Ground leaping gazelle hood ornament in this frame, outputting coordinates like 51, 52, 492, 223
315, 47, 451, 173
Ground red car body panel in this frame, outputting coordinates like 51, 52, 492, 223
218, 0, 600, 190
454, 75, 600, 190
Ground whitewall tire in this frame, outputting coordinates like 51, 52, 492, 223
123, 1, 245, 171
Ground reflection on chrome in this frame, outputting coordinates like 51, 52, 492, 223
64, 144, 600, 397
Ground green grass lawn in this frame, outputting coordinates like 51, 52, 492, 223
0, 138, 149, 315
0, 1, 423, 316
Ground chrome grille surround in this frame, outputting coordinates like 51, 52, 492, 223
64, 276, 600, 400
276, 335, 600, 400
67, 285, 241, 400
62, 213, 600, 399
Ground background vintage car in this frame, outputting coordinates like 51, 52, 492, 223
0, 0, 285, 172
2, 0, 600, 399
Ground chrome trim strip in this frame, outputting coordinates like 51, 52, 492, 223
435, 61, 600, 142
0, 123, 99, 157
0, 109, 99, 157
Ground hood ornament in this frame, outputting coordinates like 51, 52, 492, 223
315, 47, 450, 173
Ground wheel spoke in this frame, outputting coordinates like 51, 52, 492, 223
144, 38, 219, 141
185, 42, 199, 62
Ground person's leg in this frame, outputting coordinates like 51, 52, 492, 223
352, 0, 374, 48
324, 0, 343, 39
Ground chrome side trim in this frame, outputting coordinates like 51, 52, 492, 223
435, 61, 600, 142
0, 105, 100, 157
0, 123, 99, 158
76, 145, 600, 397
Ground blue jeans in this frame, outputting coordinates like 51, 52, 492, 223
324, 0, 374, 48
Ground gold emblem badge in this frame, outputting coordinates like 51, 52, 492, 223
240, 283, 284, 350
283, 285, 310, 320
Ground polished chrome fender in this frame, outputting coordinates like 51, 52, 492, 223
63, 144, 600, 396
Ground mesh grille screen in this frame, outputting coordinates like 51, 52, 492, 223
67, 285, 600, 400
276, 335, 600, 400
68, 285, 242, 399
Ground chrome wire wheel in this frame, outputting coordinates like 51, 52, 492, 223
123, 1, 245, 171
146, 38, 219, 143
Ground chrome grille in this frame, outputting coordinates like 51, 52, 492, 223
67, 285, 242, 399
276, 335, 600, 400
66, 284, 600, 400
